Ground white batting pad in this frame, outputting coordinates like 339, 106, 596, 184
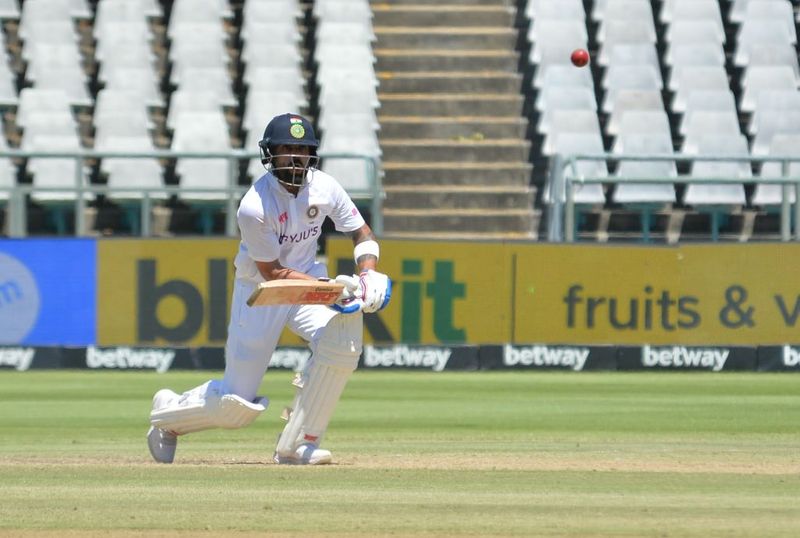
275, 360, 351, 456
150, 380, 268, 435
275, 313, 361, 457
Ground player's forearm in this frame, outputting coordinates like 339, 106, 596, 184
357, 259, 377, 272
356, 242, 378, 272
273, 267, 317, 281
351, 225, 379, 272
355, 246, 378, 272
255, 261, 316, 281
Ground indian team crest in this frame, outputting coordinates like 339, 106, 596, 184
289, 117, 305, 139
307, 205, 319, 219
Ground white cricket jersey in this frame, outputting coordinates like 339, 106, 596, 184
234, 169, 365, 282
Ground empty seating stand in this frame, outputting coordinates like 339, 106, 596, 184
313, 0, 381, 198
241, 0, 308, 182
3, 0, 800, 244
529, 0, 800, 242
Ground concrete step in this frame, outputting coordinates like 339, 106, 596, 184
381, 138, 530, 162
378, 115, 528, 139
377, 71, 522, 93
375, 49, 519, 71
375, 27, 518, 49
382, 161, 533, 186
383, 185, 536, 210
378, 92, 524, 116
372, 5, 516, 27
383, 208, 538, 234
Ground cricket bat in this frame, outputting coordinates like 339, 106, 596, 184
246, 279, 345, 307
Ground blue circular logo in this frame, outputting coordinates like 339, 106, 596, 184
0, 253, 40, 343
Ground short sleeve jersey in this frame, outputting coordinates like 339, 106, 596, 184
234, 169, 365, 281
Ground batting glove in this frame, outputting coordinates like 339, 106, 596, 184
358, 269, 392, 313
328, 274, 363, 314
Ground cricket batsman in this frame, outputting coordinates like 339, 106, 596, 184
146, 113, 391, 465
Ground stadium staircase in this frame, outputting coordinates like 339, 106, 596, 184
371, 0, 539, 240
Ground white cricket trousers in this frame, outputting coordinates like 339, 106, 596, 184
222, 267, 349, 401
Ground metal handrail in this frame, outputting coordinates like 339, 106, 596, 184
0, 149, 382, 237
547, 153, 800, 242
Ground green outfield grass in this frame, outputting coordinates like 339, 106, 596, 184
0, 370, 798, 537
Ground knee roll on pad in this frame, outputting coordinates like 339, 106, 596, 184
313, 310, 363, 369
275, 314, 361, 456
150, 380, 269, 435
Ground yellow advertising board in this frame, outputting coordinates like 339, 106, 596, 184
326, 238, 513, 344
513, 243, 800, 345
97, 239, 305, 346
97, 238, 800, 346
98, 239, 237, 345
332, 239, 800, 346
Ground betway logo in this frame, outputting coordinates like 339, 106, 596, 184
364, 345, 451, 372
268, 348, 311, 371
642, 345, 729, 372
504, 345, 589, 371
782, 346, 800, 367
0, 347, 35, 371
86, 346, 175, 373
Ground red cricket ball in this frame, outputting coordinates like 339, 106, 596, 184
571, 48, 590, 67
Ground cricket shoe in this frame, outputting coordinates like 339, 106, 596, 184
273, 443, 332, 465
147, 389, 179, 464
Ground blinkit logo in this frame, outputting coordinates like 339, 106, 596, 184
268, 348, 311, 371
0, 347, 35, 371
86, 346, 176, 373
364, 345, 452, 372
782, 346, 800, 367
642, 345, 729, 371
503, 344, 590, 371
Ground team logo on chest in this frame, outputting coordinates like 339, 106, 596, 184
307, 205, 319, 219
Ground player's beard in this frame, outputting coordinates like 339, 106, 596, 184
273, 155, 317, 187
273, 157, 311, 187
274, 165, 306, 187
